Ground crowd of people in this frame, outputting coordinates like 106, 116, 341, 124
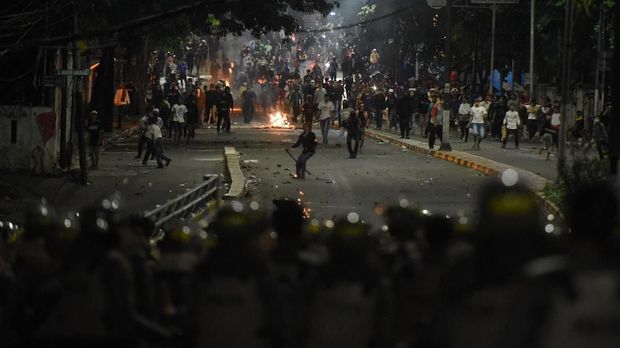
1, 179, 618, 347
122, 28, 612, 172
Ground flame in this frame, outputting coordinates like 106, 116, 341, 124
269, 111, 292, 128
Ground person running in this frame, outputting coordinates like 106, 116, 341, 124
171, 98, 187, 145
469, 98, 487, 150
217, 86, 233, 134
502, 104, 521, 149
143, 116, 171, 168
289, 123, 317, 180
87, 110, 103, 169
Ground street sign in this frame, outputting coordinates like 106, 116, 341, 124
42, 75, 65, 88
57, 69, 90, 76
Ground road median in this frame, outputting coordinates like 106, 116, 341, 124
223, 146, 246, 199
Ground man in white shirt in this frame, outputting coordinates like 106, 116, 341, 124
171, 100, 187, 145
502, 104, 521, 149
143, 116, 171, 168
469, 98, 487, 150
458, 97, 471, 142
318, 96, 334, 144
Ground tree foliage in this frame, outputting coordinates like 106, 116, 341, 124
0, 0, 338, 103
354, 0, 615, 90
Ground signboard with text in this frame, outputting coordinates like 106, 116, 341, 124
57, 69, 90, 76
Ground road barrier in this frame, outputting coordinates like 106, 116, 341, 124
144, 174, 221, 228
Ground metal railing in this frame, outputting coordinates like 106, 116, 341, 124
144, 174, 221, 228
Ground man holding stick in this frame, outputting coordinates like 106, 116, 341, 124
287, 123, 317, 179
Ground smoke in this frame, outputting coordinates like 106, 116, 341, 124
336, 0, 367, 23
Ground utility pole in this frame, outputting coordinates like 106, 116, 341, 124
446, 0, 453, 84
63, 43, 74, 170
593, 3, 604, 120
488, 3, 496, 97
558, 0, 574, 182
73, 0, 88, 185
529, 0, 535, 100
608, 0, 620, 176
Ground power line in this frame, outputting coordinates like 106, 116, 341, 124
298, 2, 420, 34
0, 0, 235, 50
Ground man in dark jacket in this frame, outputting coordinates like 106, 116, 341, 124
290, 123, 317, 179
341, 56, 353, 78
301, 95, 318, 127
345, 111, 362, 158
373, 90, 386, 130
217, 86, 233, 134
397, 89, 415, 139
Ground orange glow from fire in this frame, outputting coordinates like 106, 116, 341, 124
269, 111, 292, 128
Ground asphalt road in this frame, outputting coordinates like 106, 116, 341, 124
226, 126, 489, 227
0, 135, 225, 222
2, 116, 493, 228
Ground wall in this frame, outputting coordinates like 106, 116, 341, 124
0, 105, 56, 173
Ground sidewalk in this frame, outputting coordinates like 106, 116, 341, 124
0, 126, 223, 224
365, 128, 557, 213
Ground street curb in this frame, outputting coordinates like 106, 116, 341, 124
223, 146, 246, 199
365, 129, 563, 220
365, 130, 498, 175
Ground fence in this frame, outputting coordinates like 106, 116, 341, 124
144, 174, 220, 229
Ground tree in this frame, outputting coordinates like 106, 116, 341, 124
0, 0, 338, 104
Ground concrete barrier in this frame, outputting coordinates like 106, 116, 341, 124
223, 146, 245, 199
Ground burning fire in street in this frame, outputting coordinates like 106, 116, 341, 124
268, 111, 293, 128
